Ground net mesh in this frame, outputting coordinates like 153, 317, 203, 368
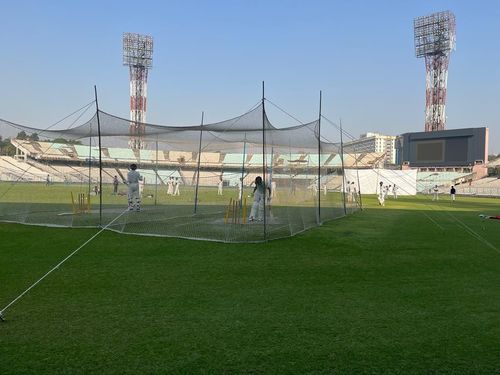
0, 101, 359, 242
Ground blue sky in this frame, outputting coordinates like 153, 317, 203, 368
1, 0, 499, 152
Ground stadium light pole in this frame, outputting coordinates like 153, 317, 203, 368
414, 11, 456, 132
123, 33, 153, 149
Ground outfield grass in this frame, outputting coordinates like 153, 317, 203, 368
1, 195, 499, 373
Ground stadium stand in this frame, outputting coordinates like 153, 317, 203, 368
0, 156, 49, 182
199, 152, 220, 166
222, 153, 244, 166
108, 147, 137, 162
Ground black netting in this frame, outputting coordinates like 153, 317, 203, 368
0, 100, 359, 242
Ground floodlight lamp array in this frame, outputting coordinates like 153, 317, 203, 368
123, 33, 154, 67
414, 11, 456, 58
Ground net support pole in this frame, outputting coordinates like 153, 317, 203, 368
339, 118, 347, 216
262, 81, 267, 241
353, 144, 363, 210
155, 135, 158, 206
94, 85, 103, 226
317, 90, 322, 224
240, 134, 247, 205
88, 124, 92, 196
194, 111, 204, 214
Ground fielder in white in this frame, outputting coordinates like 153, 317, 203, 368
237, 178, 243, 201
432, 185, 439, 201
167, 177, 173, 195
249, 176, 271, 222
127, 164, 143, 211
392, 184, 398, 199
173, 177, 181, 196
346, 181, 352, 203
217, 178, 223, 196
377, 181, 385, 206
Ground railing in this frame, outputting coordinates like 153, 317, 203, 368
456, 186, 500, 197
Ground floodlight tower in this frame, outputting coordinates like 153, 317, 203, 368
414, 11, 456, 132
123, 32, 154, 149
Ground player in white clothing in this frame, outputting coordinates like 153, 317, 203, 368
392, 184, 398, 199
217, 178, 223, 196
432, 185, 439, 201
127, 164, 143, 211
173, 177, 181, 196
249, 176, 271, 222
237, 178, 243, 201
378, 181, 385, 206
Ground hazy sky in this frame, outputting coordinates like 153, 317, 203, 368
1, 0, 499, 152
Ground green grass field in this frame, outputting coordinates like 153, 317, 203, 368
1, 194, 500, 373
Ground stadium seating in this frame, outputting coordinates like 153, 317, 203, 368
108, 148, 137, 162
222, 153, 244, 165
169, 151, 193, 163
0, 156, 49, 182
199, 152, 220, 165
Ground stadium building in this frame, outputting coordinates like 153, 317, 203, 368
343, 132, 397, 165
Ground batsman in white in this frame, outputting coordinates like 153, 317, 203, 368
127, 164, 143, 211
249, 176, 271, 222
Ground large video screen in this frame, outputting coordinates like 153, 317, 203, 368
400, 128, 487, 167
415, 140, 444, 162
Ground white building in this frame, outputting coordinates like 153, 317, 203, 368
343, 132, 397, 165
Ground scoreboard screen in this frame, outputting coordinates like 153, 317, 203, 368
398, 128, 488, 167
415, 140, 444, 162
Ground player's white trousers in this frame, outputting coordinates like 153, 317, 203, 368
128, 183, 140, 210
249, 191, 265, 220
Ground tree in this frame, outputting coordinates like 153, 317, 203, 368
51, 137, 82, 145
16, 131, 28, 140
0, 136, 15, 156
28, 133, 39, 141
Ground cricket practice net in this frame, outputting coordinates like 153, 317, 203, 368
0, 99, 360, 242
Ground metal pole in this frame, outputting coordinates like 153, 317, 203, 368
353, 143, 363, 211
240, 134, 247, 205
262, 81, 267, 241
317, 90, 322, 224
339, 118, 347, 216
94, 85, 103, 226
194, 111, 204, 214
88, 124, 92, 196
155, 135, 158, 206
